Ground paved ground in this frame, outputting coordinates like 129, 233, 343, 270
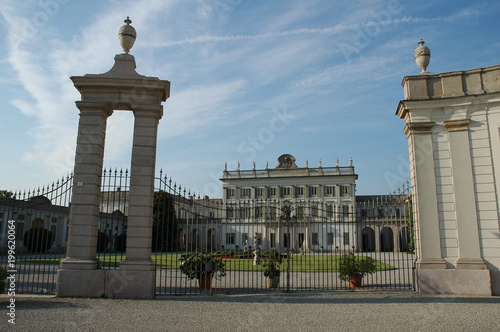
1, 291, 499, 331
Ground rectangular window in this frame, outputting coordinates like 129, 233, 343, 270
327, 233, 334, 245
311, 233, 319, 246
240, 207, 250, 218
268, 187, 277, 197
296, 206, 304, 219
227, 207, 234, 219
256, 188, 264, 198
269, 207, 277, 219
241, 188, 251, 198
325, 186, 335, 196
343, 232, 350, 246
255, 206, 263, 218
311, 205, 319, 217
326, 204, 334, 218
343, 205, 350, 216
341, 185, 350, 197
226, 233, 235, 245
270, 233, 276, 248
296, 186, 304, 196
227, 188, 235, 198
283, 232, 289, 248
309, 186, 317, 197
282, 187, 291, 197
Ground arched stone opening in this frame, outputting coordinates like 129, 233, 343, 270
361, 227, 375, 252
380, 227, 394, 252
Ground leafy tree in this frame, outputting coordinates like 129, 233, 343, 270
24, 228, 54, 253
152, 191, 177, 252
0, 190, 13, 198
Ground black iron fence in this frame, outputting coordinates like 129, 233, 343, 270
0, 170, 415, 295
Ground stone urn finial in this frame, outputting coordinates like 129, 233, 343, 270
414, 38, 431, 74
118, 16, 136, 54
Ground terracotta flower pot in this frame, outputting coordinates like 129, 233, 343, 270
198, 275, 213, 289
266, 276, 280, 288
349, 274, 363, 288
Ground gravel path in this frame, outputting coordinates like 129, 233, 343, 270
1, 291, 499, 331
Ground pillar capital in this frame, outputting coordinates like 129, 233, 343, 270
403, 121, 434, 135
75, 101, 114, 117
443, 118, 471, 132
133, 104, 164, 119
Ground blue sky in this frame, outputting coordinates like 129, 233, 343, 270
1, 0, 500, 197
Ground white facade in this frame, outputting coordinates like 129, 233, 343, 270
397, 64, 500, 295
219, 154, 358, 252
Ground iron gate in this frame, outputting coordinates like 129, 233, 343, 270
154, 176, 415, 295
0, 170, 415, 295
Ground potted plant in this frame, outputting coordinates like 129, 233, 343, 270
262, 251, 282, 288
337, 250, 377, 288
179, 250, 226, 289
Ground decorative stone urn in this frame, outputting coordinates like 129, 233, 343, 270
118, 16, 136, 53
414, 38, 431, 74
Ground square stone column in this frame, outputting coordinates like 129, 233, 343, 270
403, 122, 447, 270
120, 106, 162, 271
443, 119, 488, 269
57, 102, 112, 297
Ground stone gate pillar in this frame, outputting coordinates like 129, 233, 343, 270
57, 18, 170, 299
396, 41, 498, 295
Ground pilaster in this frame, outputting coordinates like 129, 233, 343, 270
405, 122, 447, 269
120, 106, 162, 271
443, 119, 488, 270
60, 102, 112, 270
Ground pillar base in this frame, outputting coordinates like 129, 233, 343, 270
57, 268, 156, 299
120, 259, 155, 271
57, 269, 106, 297
105, 270, 156, 299
59, 257, 99, 270
415, 258, 447, 269
417, 268, 492, 296
455, 258, 488, 270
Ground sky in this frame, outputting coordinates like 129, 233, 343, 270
1, 0, 500, 198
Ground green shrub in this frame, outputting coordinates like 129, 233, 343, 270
338, 252, 377, 281
179, 250, 226, 280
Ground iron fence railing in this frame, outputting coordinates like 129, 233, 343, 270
0, 170, 414, 295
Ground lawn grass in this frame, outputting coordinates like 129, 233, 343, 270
25, 253, 394, 272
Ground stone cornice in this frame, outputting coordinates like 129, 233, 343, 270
443, 119, 471, 132
403, 122, 434, 135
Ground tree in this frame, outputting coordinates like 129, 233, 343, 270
23, 228, 54, 253
152, 191, 177, 252
0, 190, 13, 198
